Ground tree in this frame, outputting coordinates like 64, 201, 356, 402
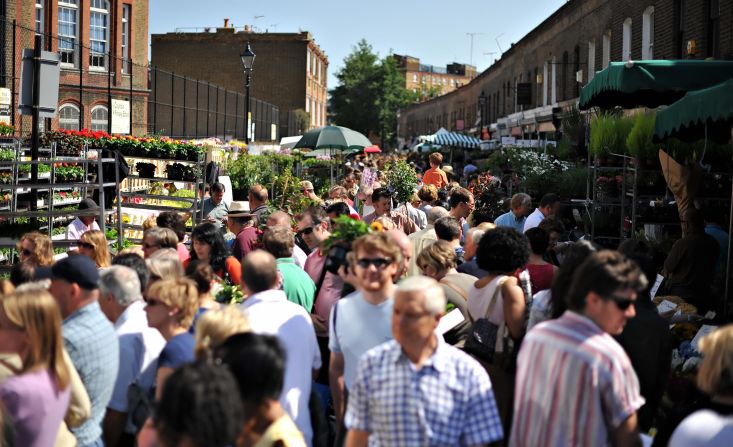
330, 40, 415, 147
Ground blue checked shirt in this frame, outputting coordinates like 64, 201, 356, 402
494, 210, 526, 233
63, 301, 120, 447
345, 337, 503, 446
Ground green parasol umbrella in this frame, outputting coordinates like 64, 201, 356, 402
579, 60, 733, 110
294, 126, 372, 184
654, 78, 733, 144
294, 125, 372, 151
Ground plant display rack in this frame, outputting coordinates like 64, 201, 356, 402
0, 140, 122, 268
590, 153, 634, 245
119, 153, 205, 243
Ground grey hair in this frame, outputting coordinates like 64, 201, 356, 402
468, 228, 486, 246
426, 206, 449, 225
396, 275, 446, 316
512, 193, 532, 209
99, 265, 142, 307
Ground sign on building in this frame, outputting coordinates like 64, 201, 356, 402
270, 123, 277, 141
19, 49, 59, 118
111, 99, 130, 134
0, 88, 11, 123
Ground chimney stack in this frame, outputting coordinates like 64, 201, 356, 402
224, 18, 230, 28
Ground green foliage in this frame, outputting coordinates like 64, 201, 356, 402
557, 166, 589, 198
385, 159, 419, 204
215, 284, 245, 304
0, 149, 14, 161
161, 189, 195, 209
626, 112, 656, 157
590, 113, 634, 157
324, 215, 372, 250
330, 40, 416, 145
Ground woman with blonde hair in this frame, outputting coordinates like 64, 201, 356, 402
144, 277, 199, 399
0, 291, 72, 446
77, 230, 111, 268
667, 325, 733, 446
17, 231, 54, 267
417, 240, 476, 345
146, 257, 183, 288
194, 306, 249, 360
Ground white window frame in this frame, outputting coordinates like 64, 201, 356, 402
542, 61, 548, 106
622, 18, 632, 61
91, 105, 109, 132
412, 73, 417, 83
642, 7, 655, 59
59, 104, 80, 130
58, 0, 79, 67
89, 0, 110, 70
122, 4, 131, 73
551, 55, 557, 105
35, 1, 44, 35
588, 39, 596, 82
602, 30, 611, 68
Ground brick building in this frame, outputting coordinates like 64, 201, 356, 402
398, 0, 733, 141
151, 24, 328, 138
2, 0, 150, 135
393, 54, 476, 102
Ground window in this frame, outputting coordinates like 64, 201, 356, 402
35, 1, 44, 35
588, 39, 596, 82
542, 61, 548, 106
91, 105, 108, 131
122, 4, 131, 73
59, 104, 80, 130
305, 96, 310, 113
602, 30, 611, 68
412, 73, 417, 83
90, 0, 109, 69
642, 7, 655, 59
551, 55, 557, 104
622, 18, 632, 61
58, 1, 78, 66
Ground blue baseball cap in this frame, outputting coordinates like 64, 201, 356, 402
47, 255, 100, 290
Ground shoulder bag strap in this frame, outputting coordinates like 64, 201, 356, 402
312, 255, 329, 311
469, 275, 506, 324
440, 277, 469, 302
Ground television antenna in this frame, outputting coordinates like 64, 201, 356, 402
466, 32, 486, 66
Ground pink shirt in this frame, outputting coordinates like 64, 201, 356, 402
304, 249, 343, 326
176, 243, 190, 264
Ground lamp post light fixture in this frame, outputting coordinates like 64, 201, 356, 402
240, 41, 256, 144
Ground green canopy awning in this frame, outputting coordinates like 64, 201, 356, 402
302, 147, 360, 157
579, 60, 733, 110
654, 78, 733, 143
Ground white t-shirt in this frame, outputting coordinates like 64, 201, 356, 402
328, 292, 393, 389
523, 208, 545, 233
670, 410, 733, 447
467, 276, 506, 325
242, 289, 321, 447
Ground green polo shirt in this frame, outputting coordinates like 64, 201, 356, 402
277, 257, 316, 312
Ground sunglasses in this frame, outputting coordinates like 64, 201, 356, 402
301, 189, 313, 193
78, 242, 94, 249
297, 226, 316, 236
356, 257, 392, 269
605, 294, 636, 311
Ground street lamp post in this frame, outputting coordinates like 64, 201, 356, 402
240, 42, 256, 144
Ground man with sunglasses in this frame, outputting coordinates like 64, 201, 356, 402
511, 251, 647, 447
329, 232, 401, 446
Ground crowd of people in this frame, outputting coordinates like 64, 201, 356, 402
0, 149, 731, 447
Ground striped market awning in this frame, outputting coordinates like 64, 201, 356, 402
433, 131, 482, 148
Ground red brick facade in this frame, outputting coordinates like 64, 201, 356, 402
6, 0, 149, 135
398, 0, 733, 140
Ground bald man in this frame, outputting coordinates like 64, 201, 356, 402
386, 229, 412, 280
240, 250, 321, 445
267, 211, 308, 268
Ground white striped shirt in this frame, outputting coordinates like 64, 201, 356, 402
510, 311, 644, 447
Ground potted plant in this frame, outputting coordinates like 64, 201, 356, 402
135, 162, 157, 178
626, 112, 657, 167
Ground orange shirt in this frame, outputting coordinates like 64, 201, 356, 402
183, 256, 241, 286
422, 167, 449, 189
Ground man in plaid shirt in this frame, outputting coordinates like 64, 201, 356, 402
345, 276, 503, 446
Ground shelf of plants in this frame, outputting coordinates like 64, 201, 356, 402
0, 136, 122, 269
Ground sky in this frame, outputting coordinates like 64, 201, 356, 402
149, 0, 567, 90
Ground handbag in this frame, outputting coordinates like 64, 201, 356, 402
464, 276, 508, 363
